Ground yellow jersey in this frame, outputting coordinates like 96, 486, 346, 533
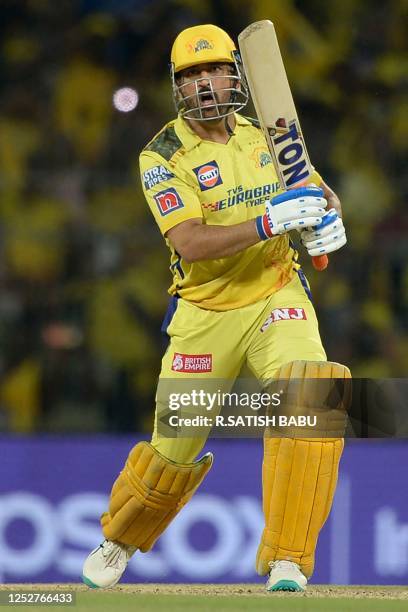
139, 113, 322, 311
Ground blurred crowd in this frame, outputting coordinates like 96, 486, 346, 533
0, 0, 406, 433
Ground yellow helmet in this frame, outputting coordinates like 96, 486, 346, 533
171, 24, 236, 73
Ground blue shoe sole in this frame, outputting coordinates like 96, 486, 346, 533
268, 579, 304, 592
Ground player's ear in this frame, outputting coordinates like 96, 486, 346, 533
229, 64, 241, 90
233, 76, 241, 92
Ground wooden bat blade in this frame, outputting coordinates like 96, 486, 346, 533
238, 20, 313, 190
238, 20, 328, 271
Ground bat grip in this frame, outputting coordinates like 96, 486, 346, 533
312, 254, 328, 271
281, 183, 329, 271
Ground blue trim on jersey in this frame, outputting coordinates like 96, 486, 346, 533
170, 252, 185, 279
161, 295, 179, 338
272, 186, 323, 206
175, 259, 184, 279
297, 268, 313, 302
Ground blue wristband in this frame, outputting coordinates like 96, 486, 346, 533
255, 215, 273, 241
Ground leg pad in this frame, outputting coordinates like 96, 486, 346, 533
256, 436, 344, 578
257, 360, 351, 578
101, 441, 213, 550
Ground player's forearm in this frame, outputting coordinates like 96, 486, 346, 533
321, 180, 342, 217
170, 220, 260, 262
168, 185, 326, 262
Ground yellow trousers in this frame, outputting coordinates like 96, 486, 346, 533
152, 274, 326, 462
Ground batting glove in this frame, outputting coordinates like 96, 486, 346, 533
255, 186, 327, 240
300, 209, 347, 256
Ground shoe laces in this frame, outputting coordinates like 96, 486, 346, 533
268, 559, 301, 572
101, 540, 136, 567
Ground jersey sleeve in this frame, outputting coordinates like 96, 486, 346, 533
139, 151, 203, 235
307, 169, 323, 187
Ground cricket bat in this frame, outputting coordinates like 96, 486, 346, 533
238, 20, 328, 271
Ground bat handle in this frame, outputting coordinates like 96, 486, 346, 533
290, 182, 328, 271
312, 254, 328, 271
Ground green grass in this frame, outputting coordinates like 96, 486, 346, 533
2, 586, 407, 611
20, 592, 407, 612
80, 594, 407, 611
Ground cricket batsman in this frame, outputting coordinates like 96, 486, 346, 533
83, 23, 349, 592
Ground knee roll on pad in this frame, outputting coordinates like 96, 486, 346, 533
256, 360, 351, 578
101, 441, 213, 550
265, 360, 352, 437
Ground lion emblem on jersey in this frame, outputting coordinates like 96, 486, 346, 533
250, 147, 272, 168
172, 354, 184, 371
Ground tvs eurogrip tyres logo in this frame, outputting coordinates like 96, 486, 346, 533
193, 161, 223, 191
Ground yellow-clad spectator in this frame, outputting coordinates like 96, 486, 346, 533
54, 56, 115, 162
0, 358, 41, 432
3, 195, 69, 282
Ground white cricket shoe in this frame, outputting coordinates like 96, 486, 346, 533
82, 540, 136, 588
266, 560, 307, 592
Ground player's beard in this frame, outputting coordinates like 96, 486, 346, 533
196, 88, 220, 118
189, 87, 232, 121
174, 70, 247, 121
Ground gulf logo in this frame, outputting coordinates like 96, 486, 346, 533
193, 160, 223, 191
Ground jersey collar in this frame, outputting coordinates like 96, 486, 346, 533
174, 113, 254, 151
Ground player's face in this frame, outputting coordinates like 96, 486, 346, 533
177, 62, 235, 120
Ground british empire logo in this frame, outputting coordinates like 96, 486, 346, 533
171, 353, 213, 372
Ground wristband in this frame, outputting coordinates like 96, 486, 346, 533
255, 214, 274, 241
